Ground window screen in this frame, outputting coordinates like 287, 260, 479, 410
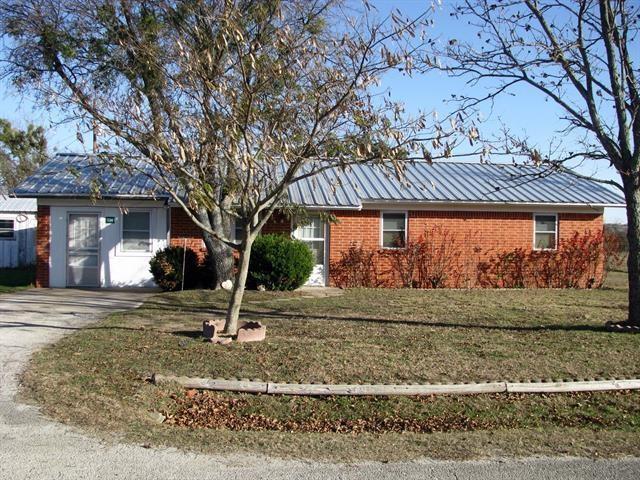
0, 219, 14, 240
294, 216, 325, 265
122, 212, 151, 252
534, 214, 557, 250
382, 213, 406, 248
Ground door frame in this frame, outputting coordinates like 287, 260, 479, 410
291, 213, 329, 287
65, 212, 101, 288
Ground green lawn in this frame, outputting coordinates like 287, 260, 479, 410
0, 266, 35, 293
21, 271, 640, 461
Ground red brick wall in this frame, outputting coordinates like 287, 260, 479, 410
261, 211, 291, 235
328, 209, 604, 286
328, 210, 538, 258
408, 211, 534, 251
328, 210, 380, 264
35, 205, 50, 288
169, 208, 207, 261
169, 208, 290, 261
559, 212, 603, 241
329, 210, 603, 255
167, 207, 604, 287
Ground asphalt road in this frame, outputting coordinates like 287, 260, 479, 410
1, 288, 639, 480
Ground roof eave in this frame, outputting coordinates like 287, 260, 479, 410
360, 199, 626, 208
14, 192, 171, 201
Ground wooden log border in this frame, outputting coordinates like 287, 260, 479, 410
152, 374, 640, 396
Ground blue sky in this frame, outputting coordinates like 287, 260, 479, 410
0, 0, 627, 222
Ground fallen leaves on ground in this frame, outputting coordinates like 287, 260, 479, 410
163, 392, 504, 434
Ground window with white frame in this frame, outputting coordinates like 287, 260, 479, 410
534, 214, 557, 250
0, 219, 14, 240
381, 212, 407, 248
122, 211, 151, 252
293, 215, 325, 264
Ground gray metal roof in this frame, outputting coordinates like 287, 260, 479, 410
0, 196, 37, 213
289, 162, 625, 207
13, 153, 168, 199
14, 153, 625, 208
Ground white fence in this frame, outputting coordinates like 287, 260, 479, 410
0, 211, 36, 268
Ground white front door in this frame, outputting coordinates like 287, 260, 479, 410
293, 215, 326, 286
67, 213, 100, 287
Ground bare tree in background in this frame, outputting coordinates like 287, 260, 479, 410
0, 0, 478, 334
437, 0, 640, 325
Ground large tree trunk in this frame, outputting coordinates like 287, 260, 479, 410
624, 181, 640, 325
197, 207, 233, 289
224, 237, 254, 335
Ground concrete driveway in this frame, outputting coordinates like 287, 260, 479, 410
1, 288, 639, 480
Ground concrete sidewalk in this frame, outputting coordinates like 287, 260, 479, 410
0, 288, 638, 480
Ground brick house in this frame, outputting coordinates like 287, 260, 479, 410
14, 153, 624, 288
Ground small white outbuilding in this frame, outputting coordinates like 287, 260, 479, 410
0, 196, 37, 268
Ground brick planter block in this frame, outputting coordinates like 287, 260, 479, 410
203, 319, 226, 341
237, 321, 266, 343
202, 320, 217, 340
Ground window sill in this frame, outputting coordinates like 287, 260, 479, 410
116, 250, 154, 257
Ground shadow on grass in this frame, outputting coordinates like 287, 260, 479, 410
0, 320, 143, 332
134, 300, 612, 334
0, 294, 612, 335
172, 330, 204, 339
0, 311, 611, 335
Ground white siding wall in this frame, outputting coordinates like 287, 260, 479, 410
0, 212, 36, 268
48, 201, 168, 287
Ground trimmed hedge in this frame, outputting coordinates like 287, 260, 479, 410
149, 246, 199, 291
248, 234, 314, 291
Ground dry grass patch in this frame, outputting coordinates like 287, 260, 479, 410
66, 271, 638, 384
20, 271, 640, 461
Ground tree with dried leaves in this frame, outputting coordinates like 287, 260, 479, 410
438, 0, 640, 325
0, 0, 476, 334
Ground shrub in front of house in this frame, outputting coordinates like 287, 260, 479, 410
381, 226, 471, 288
330, 227, 474, 288
331, 229, 607, 289
476, 231, 607, 288
248, 234, 314, 291
329, 243, 385, 288
149, 246, 199, 291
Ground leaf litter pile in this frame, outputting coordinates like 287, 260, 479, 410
163, 392, 497, 433
161, 389, 640, 434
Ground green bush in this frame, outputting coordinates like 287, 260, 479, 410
149, 246, 199, 291
248, 234, 314, 291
